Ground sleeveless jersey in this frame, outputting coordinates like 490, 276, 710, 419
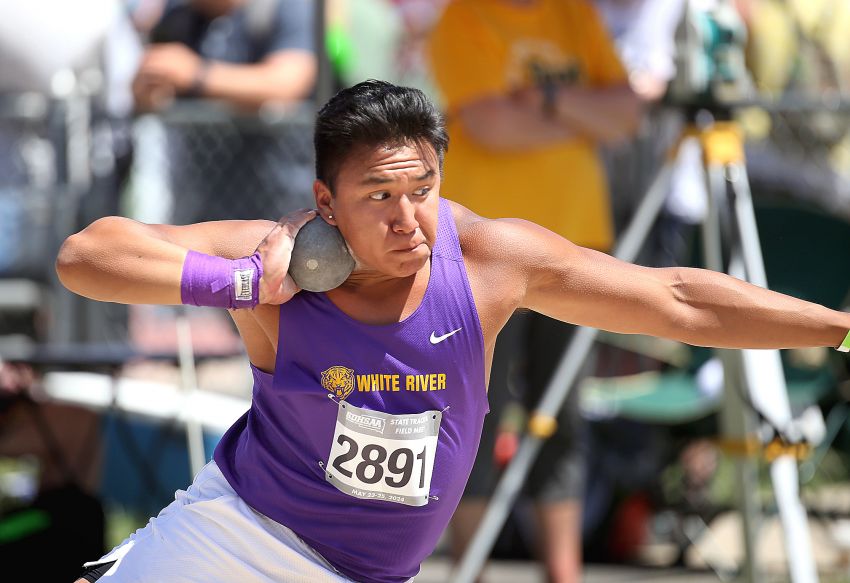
214, 197, 488, 583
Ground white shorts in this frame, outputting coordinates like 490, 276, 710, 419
84, 461, 355, 582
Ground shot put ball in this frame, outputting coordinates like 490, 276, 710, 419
288, 218, 355, 292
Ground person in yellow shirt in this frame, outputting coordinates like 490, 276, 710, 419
429, 1, 642, 581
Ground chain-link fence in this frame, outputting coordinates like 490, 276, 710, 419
126, 102, 316, 226
0, 95, 317, 349
0, 94, 81, 344
0, 94, 65, 283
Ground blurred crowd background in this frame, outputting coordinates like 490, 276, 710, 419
4, 0, 850, 581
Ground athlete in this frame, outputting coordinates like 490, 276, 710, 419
59, 80, 850, 583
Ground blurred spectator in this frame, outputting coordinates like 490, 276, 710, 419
391, 0, 449, 98
736, 0, 850, 220
428, 1, 641, 581
325, 0, 447, 100
135, 0, 318, 224
595, 0, 686, 102
0, 0, 141, 344
594, 0, 688, 236
134, 0, 316, 111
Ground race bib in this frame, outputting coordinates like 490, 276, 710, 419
324, 401, 441, 507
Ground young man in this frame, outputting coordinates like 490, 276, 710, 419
427, 2, 641, 578
61, 80, 849, 583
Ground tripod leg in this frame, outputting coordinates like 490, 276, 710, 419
702, 153, 762, 583
724, 254, 765, 583
451, 151, 674, 583
728, 164, 819, 583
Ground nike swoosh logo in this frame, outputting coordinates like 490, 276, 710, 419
430, 328, 462, 345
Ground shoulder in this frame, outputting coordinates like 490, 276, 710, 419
445, 197, 557, 303
271, 0, 314, 23
444, 198, 559, 339
149, 0, 195, 44
431, 0, 480, 37
446, 195, 587, 294
447, 198, 552, 265
556, 0, 611, 37
269, 0, 314, 31
447, 198, 494, 258
570, 0, 604, 17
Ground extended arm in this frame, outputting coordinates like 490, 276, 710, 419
498, 219, 850, 349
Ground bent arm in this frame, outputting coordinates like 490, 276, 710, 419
201, 51, 317, 109
56, 216, 275, 305
550, 84, 643, 145
503, 220, 850, 349
456, 95, 577, 151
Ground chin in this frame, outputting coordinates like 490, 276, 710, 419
394, 248, 431, 277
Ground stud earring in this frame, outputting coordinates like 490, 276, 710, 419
328, 214, 334, 219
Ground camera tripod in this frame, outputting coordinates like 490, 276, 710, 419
453, 111, 819, 583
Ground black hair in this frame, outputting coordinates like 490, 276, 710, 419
314, 80, 449, 190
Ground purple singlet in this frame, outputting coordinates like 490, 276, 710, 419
214, 198, 488, 583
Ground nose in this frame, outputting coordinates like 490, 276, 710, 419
391, 195, 419, 235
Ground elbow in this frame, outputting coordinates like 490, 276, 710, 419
605, 105, 645, 145
599, 92, 645, 146
55, 232, 85, 292
622, 102, 644, 140
264, 54, 318, 103
662, 267, 711, 346
55, 216, 117, 293
621, 89, 646, 137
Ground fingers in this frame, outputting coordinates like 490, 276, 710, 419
278, 208, 317, 226
256, 209, 317, 305
277, 208, 317, 238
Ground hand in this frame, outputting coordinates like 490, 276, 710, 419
135, 43, 204, 98
510, 85, 546, 111
0, 362, 35, 396
255, 209, 317, 304
132, 74, 176, 112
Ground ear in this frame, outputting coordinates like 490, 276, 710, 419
313, 179, 336, 225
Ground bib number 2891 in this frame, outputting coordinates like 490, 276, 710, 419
325, 402, 441, 507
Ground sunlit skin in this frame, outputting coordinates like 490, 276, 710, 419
56, 82, 850, 583
314, 142, 441, 316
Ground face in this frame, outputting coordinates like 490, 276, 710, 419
314, 142, 440, 279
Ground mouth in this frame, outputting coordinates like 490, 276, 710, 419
393, 241, 428, 253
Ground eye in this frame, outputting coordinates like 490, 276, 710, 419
413, 186, 431, 196
369, 192, 390, 200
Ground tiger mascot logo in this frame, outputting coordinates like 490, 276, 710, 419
321, 366, 355, 400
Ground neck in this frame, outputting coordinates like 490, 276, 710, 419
347, 270, 409, 287
325, 262, 431, 325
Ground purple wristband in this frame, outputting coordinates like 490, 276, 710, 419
180, 250, 263, 309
